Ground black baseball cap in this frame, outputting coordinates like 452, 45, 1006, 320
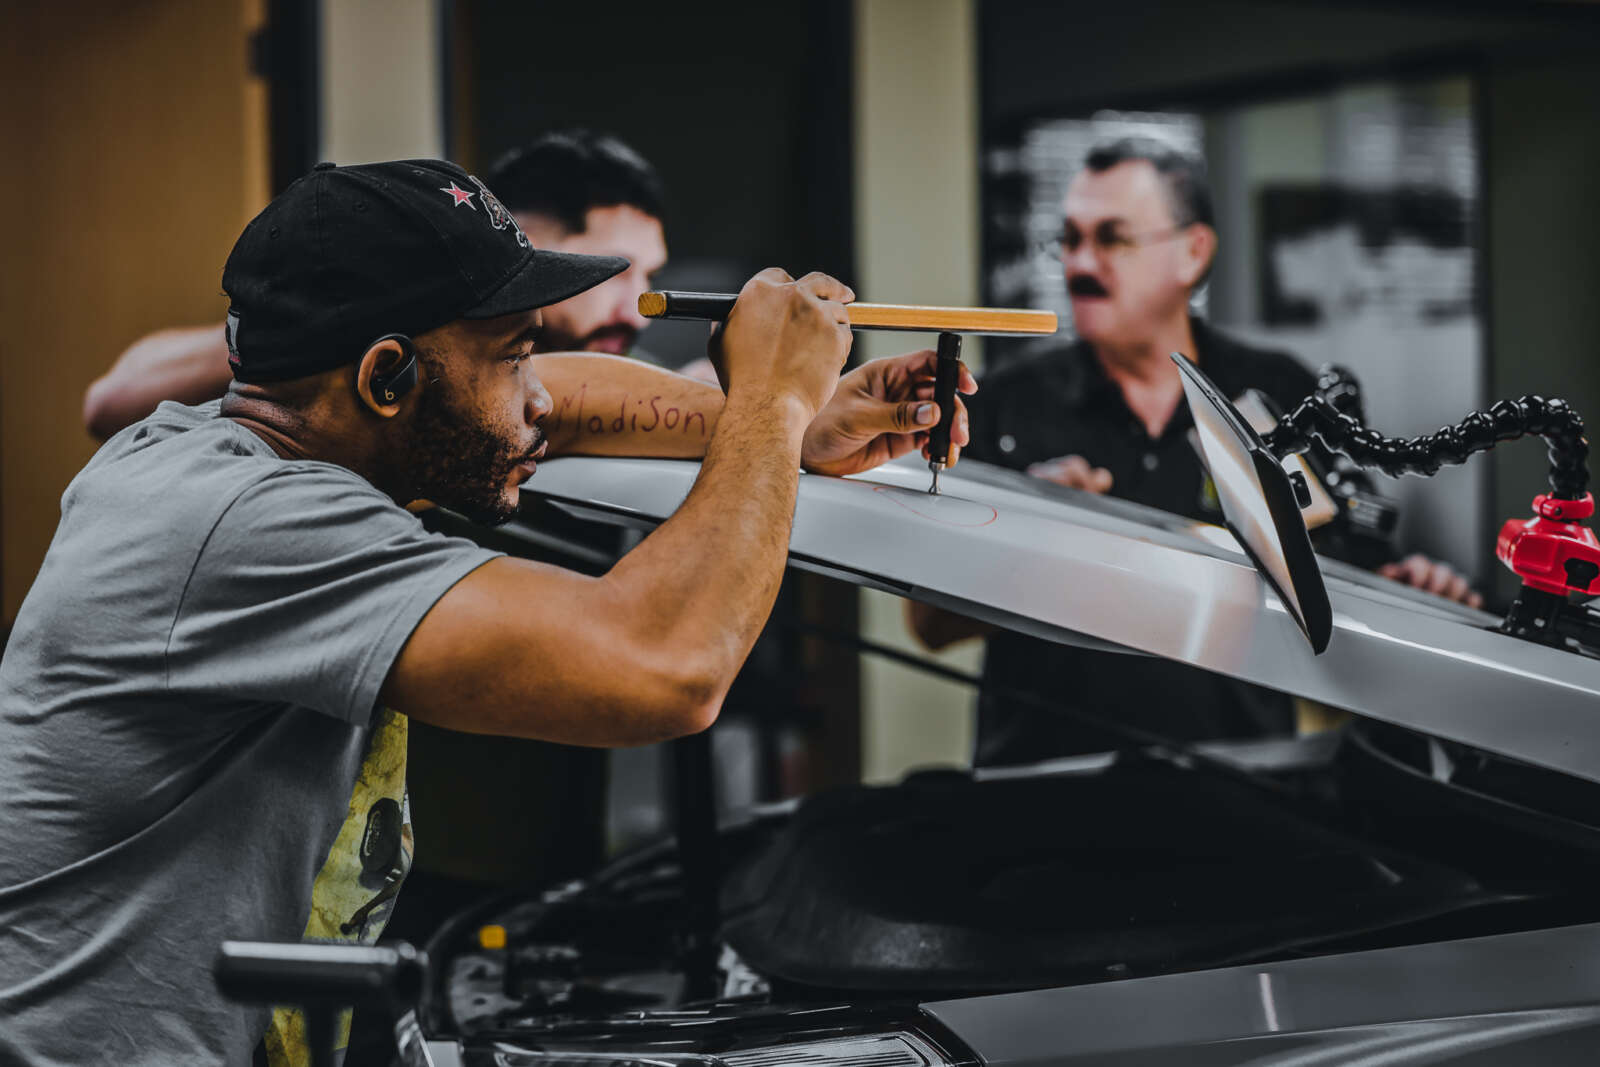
222, 158, 628, 382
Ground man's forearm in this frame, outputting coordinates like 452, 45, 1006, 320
601, 389, 808, 708
536, 353, 722, 458
84, 325, 234, 440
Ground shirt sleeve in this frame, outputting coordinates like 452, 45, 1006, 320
164, 465, 503, 724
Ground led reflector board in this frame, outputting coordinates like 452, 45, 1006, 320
1173, 353, 1333, 653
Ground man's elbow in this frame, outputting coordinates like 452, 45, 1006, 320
610, 639, 729, 743
662, 693, 721, 742
647, 659, 725, 741
82, 377, 124, 441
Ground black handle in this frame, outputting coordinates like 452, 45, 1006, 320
214, 940, 426, 1008
928, 331, 963, 467
651, 291, 739, 320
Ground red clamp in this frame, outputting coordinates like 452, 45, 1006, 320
1498, 493, 1600, 596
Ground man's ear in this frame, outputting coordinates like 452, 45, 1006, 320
355, 336, 416, 416
1178, 223, 1218, 289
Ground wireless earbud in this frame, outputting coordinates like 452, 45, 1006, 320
367, 333, 419, 404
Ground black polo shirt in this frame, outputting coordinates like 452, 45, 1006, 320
962, 319, 1318, 764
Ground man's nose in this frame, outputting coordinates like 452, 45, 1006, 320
527, 376, 553, 422
1062, 240, 1102, 273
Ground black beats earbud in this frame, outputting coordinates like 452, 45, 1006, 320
367, 333, 419, 404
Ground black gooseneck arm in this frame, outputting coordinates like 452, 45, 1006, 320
1265, 375, 1589, 499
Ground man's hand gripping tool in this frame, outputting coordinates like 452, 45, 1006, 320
638, 290, 1059, 495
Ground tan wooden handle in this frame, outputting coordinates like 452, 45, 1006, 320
638, 291, 1057, 336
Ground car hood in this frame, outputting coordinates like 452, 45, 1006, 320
518, 454, 1600, 785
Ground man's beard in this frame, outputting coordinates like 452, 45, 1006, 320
542, 321, 637, 355
408, 380, 541, 526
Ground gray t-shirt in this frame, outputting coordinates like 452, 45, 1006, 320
0, 400, 501, 1065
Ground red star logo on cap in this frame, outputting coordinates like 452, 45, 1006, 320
439, 182, 476, 209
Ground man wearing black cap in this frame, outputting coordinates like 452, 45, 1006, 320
0, 159, 969, 1065
82, 131, 686, 956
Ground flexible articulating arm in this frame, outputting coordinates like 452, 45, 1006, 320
1309, 364, 1369, 423
1265, 381, 1590, 500
1263, 371, 1600, 647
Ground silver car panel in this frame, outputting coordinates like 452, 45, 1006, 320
519, 454, 1600, 784
921, 922, 1600, 1065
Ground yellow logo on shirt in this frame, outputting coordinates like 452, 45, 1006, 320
262, 708, 411, 1066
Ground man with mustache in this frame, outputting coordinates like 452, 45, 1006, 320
2, 158, 969, 1065
910, 137, 1476, 765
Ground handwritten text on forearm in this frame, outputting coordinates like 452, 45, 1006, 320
547, 384, 710, 438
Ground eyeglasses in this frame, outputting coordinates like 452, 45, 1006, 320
1056, 222, 1192, 259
